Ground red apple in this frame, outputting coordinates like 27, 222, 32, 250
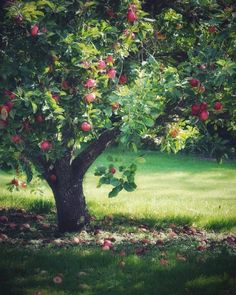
127, 9, 138, 23
61, 80, 70, 90
11, 178, 19, 186
97, 60, 106, 70
21, 182, 27, 188
200, 102, 208, 111
0, 216, 8, 222
191, 104, 200, 116
81, 122, 92, 132
106, 8, 115, 18
11, 135, 22, 144
84, 79, 96, 88
5, 101, 14, 110
208, 26, 217, 33
107, 68, 116, 79
4, 90, 16, 100
110, 167, 116, 174
112, 102, 120, 111
106, 55, 114, 64
189, 78, 200, 87
50, 174, 57, 182
52, 93, 60, 103
214, 101, 222, 111
170, 128, 179, 138
199, 110, 209, 121
103, 239, 112, 247
40, 140, 52, 151
35, 114, 44, 123
84, 93, 96, 103
119, 74, 127, 85
1, 105, 10, 113
31, 24, 39, 36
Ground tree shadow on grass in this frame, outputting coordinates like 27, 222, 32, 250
205, 218, 236, 232
97, 213, 198, 230
0, 244, 235, 295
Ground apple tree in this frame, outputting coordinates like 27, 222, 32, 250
0, 0, 235, 232
0, 0, 158, 232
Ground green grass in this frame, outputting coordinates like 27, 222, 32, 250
1, 149, 236, 231
1, 149, 236, 294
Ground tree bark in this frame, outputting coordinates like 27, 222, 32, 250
51, 178, 89, 233
46, 127, 120, 232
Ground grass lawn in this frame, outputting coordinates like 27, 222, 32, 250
0, 149, 236, 294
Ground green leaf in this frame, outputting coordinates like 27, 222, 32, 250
110, 178, 121, 187
108, 185, 123, 198
143, 117, 155, 127
31, 102, 38, 114
123, 182, 137, 192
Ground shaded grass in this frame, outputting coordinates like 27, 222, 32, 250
0, 245, 235, 295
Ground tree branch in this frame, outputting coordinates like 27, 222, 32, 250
72, 127, 120, 178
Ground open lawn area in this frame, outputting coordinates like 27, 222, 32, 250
0, 150, 236, 295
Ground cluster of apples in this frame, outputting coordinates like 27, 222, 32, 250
81, 55, 124, 132
191, 101, 222, 121
189, 78, 222, 121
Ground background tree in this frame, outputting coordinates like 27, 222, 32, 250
0, 0, 235, 232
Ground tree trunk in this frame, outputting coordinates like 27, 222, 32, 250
48, 153, 90, 233
45, 127, 120, 232
52, 178, 90, 233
